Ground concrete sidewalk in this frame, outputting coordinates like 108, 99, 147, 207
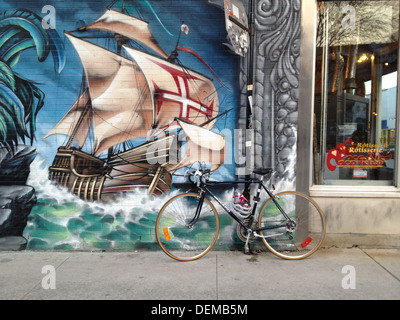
0, 247, 399, 300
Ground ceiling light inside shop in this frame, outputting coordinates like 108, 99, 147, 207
357, 54, 368, 63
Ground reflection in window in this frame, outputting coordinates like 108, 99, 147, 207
314, 0, 399, 186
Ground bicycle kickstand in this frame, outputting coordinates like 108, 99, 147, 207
243, 230, 252, 254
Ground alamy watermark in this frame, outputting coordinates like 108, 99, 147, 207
41, 265, 56, 290
341, 5, 356, 30
41, 5, 56, 30
145, 128, 255, 170
341, 265, 356, 290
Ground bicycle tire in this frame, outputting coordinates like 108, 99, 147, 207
258, 191, 326, 260
155, 193, 220, 261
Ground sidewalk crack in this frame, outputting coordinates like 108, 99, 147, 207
20, 255, 71, 300
216, 254, 219, 300
360, 248, 400, 283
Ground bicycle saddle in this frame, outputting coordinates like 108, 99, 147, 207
252, 168, 273, 176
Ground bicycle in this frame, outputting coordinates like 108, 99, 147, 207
155, 168, 326, 261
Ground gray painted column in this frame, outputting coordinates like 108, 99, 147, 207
237, 0, 301, 190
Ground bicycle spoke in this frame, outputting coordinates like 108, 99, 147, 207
155, 193, 219, 261
258, 191, 326, 259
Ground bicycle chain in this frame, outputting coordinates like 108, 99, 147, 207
236, 218, 257, 243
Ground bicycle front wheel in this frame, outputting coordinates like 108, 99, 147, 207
155, 193, 220, 261
258, 191, 326, 260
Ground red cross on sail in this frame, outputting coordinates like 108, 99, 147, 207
123, 46, 219, 134
153, 61, 214, 122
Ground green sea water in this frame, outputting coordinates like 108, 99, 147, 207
23, 159, 240, 251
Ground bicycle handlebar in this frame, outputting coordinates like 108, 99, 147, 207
185, 169, 211, 186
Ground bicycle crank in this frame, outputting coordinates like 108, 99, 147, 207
236, 218, 257, 243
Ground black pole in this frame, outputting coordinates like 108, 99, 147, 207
243, 0, 255, 201
246, 0, 255, 130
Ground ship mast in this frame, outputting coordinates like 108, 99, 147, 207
108, 0, 129, 158
109, 32, 129, 158
116, 0, 128, 53
168, 22, 185, 63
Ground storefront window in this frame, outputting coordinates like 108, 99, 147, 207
314, 0, 399, 186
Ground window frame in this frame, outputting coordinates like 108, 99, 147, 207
297, 0, 400, 198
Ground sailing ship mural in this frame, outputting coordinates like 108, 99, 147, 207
44, 4, 227, 201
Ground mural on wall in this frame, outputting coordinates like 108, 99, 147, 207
0, 8, 65, 249
45, 9, 226, 201
0, 0, 241, 250
0, 0, 301, 251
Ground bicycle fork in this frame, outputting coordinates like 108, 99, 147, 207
186, 190, 206, 228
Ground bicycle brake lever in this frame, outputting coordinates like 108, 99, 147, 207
184, 170, 190, 180
193, 170, 203, 187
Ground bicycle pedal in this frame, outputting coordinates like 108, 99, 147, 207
244, 245, 250, 254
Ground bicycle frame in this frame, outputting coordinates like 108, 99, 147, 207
156, 169, 326, 261
188, 176, 293, 233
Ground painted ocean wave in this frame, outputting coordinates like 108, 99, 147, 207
24, 157, 238, 251
24, 157, 181, 250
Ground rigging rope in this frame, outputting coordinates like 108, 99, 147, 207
177, 46, 230, 90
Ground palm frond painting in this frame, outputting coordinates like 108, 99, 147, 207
0, 9, 65, 148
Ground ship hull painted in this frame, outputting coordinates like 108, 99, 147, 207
49, 147, 172, 202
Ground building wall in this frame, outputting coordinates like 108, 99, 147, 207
312, 196, 400, 248
0, 0, 239, 250
0, 0, 303, 251
3, 0, 395, 252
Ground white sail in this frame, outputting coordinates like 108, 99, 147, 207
46, 34, 221, 158
82, 9, 169, 59
64, 34, 155, 155
168, 120, 226, 171
44, 90, 91, 148
123, 46, 219, 133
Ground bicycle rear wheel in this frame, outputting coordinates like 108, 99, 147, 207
155, 193, 220, 261
258, 191, 325, 260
